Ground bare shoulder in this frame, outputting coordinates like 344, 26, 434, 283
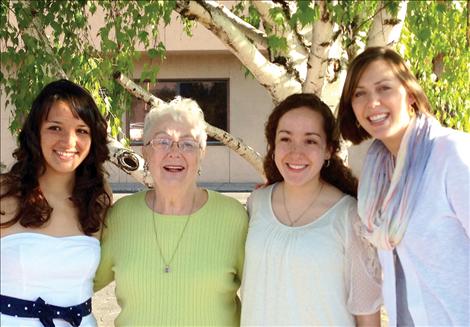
322, 183, 349, 206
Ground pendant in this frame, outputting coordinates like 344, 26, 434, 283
164, 265, 171, 273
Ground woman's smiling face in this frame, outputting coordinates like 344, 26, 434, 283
351, 59, 414, 154
144, 114, 203, 189
274, 107, 331, 187
40, 100, 91, 177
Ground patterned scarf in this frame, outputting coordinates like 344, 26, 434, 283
357, 114, 439, 250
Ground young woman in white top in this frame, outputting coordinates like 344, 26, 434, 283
338, 47, 469, 326
241, 93, 382, 326
0, 79, 111, 327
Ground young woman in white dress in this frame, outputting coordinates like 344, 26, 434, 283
241, 93, 382, 326
0, 79, 111, 327
338, 47, 469, 326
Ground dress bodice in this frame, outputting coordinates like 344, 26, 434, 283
1, 233, 99, 327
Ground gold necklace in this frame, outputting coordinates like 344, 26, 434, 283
151, 191, 196, 273
282, 182, 323, 226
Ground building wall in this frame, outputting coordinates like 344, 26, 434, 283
0, 89, 17, 170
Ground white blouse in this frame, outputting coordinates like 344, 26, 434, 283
240, 184, 382, 326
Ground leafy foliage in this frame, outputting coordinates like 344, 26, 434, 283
1, 0, 175, 139
400, 0, 469, 131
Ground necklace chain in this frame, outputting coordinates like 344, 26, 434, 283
151, 191, 196, 273
282, 182, 323, 226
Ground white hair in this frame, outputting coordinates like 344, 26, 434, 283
143, 97, 207, 149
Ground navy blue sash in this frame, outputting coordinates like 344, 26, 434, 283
0, 294, 92, 327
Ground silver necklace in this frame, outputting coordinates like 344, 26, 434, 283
151, 191, 196, 273
282, 182, 323, 226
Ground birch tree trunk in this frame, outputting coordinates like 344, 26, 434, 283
367, 1, 408, 47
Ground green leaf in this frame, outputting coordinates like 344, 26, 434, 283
88, 1, 97, 14
148, 48, 160, 59
269, 7, 286, 26
267, 35, 288, 55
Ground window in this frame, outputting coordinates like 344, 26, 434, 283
128, 79, 229, 144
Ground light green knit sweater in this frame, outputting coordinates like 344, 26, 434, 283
94, 190, 248, 326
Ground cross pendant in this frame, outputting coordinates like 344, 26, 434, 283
164, 266, 171, 273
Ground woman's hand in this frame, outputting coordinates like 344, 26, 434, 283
355, 311, 381, 327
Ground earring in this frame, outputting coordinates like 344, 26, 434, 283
355, 119, 361, 129
324, 159, 330, 168
271, 153, 275, 161
197, 168, 201, 176
143, 161, 149, 179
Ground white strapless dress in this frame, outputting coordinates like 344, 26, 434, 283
0, 233, 99, 327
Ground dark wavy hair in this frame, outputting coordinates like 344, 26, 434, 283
338, 46, 432, 144
264, 93, 357, 197
1, 79, 111, 235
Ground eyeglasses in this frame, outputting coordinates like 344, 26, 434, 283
146, 138, 200, 153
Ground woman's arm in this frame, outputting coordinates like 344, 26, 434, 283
344, 203, 383, 321
355, 311, 381, 326
93, 205, 116, 291
443, 132, 470, 236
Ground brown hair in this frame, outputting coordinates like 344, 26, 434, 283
264, 93, 358, 197
1, 79, 111, 235
338, 46, 432, 144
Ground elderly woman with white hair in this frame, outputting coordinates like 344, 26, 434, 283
94, 98, 248, 326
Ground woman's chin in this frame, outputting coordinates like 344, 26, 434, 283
158, 171, 197, 187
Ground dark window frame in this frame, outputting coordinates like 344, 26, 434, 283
127, 78, 230, 146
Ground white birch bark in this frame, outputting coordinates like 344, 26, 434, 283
251, 1, 309, 80
175, 0, 302, 102
303, 1, 334, 96
367, 0, 408, 47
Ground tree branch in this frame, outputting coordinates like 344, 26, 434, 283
203, 0, 269, 48
114, 72, 265, 178
303, 1, 334, 96
205, 124, 264, 177
251, 0, 309, 80
113, 71, 163, 108
175, 0, 301, 102
21, 6, 68, 79
366, 0, 408, 47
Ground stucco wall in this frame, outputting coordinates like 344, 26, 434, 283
0, 89, 16, 171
